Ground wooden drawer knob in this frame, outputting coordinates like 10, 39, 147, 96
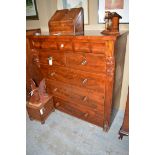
60, 44, 64, 48
53, 88, 58, 92
82, 96, 88, 102
55, 102, 60, 107
32, 57, 39, 63
82, 78, 88, 84
50, 72, 55, 76
81, 59, 87, 65
84, 113, 89, 118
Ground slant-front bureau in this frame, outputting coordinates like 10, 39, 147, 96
27, 30, 128, 131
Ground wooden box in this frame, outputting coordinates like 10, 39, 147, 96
48, 7, 84, 35
26, 96, 55, 124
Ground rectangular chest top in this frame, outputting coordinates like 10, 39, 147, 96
28, 30, 128, 41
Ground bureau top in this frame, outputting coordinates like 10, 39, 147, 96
28, 30, 128, 41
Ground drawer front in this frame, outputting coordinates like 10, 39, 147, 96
38, 51, 66, 66
46, 80, 105, 112
41, 41, 57, 49
66, 53, 106, 73
40, 65, 106, 92
57, 41, 73, 51
31, 39, 57, 50
73, 42, 90, 53
53, 97, 104, 127
90, 42, 107, 54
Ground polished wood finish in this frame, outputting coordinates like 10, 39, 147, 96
26, 96, 55, 124
119, 90, 129, 139
27, 30, 128, 131
101, 11, 122, 35
48, 8, 84, 35
26, 29, 43, 100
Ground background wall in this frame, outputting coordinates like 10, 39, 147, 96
26, 0, 129, 110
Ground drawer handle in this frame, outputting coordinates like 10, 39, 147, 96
81, 59, 87, 65
82, 78, 88, 84
50, 72, 55, 76
33, 57, 39, 63
60, 44, 64, 48
40, 107, 45, 115
84, 113, 89, 118
48, 57, 53, 65
53, 88, 58, 92
55, 102, 60, 107
82, 96, 88, 102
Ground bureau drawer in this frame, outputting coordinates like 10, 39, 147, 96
53, 97, 104, 127
57, 41, 73, 51
46, 80, 105, 112
73, 38, 90, 53
90, 42, 107, 54
38, 51, 66, 66
66, 53, 106, 73
31, 39, 57, 50
41, 65, 106, 92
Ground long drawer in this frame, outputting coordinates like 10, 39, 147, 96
53, 97, 104, 127
66, 52, 106, 73
46, 79, 105, 112
40, 65, 106, 92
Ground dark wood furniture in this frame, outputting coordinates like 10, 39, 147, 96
26, 29, 43, 100
26, 95, 55, 124
101, 11, 122, 35
119, 90, 129, 139
48, 8, 84, 35
27, 30, 128, 131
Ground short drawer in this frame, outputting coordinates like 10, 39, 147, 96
53, 97, 104, 127
66, 53, 106, 73
90, 42, 107, 54
46, 80, 105, 111
73, 42, 90, 53
38, 50, 66, 66
41, 65, 106, 92
41, 41, 57, 49
31, 39, 57, 50
57, 41, 73, 51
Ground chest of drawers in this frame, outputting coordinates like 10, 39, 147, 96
27, 30, 128, 131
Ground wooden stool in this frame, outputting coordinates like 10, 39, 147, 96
26, 95, 55, 124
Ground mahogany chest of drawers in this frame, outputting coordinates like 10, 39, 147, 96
27, 30, 128, 131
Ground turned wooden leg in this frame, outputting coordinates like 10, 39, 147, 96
41, 121, 45, 124
52, 108, 55, 112
118, 133, 123, 140
103, 122, 109, 132
29, 117, 34, 121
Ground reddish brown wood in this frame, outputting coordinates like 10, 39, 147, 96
27, 30, 128, 131
65, 53, 106, 73
48, 8, 84, 35
40, 65, 106, 92
53, 97, 104, 127
26, 29, 43, 101
26, 96, 55, 124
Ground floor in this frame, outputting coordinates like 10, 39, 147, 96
26, 109, 129, 155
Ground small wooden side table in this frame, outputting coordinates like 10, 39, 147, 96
26, 95, 55, 124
